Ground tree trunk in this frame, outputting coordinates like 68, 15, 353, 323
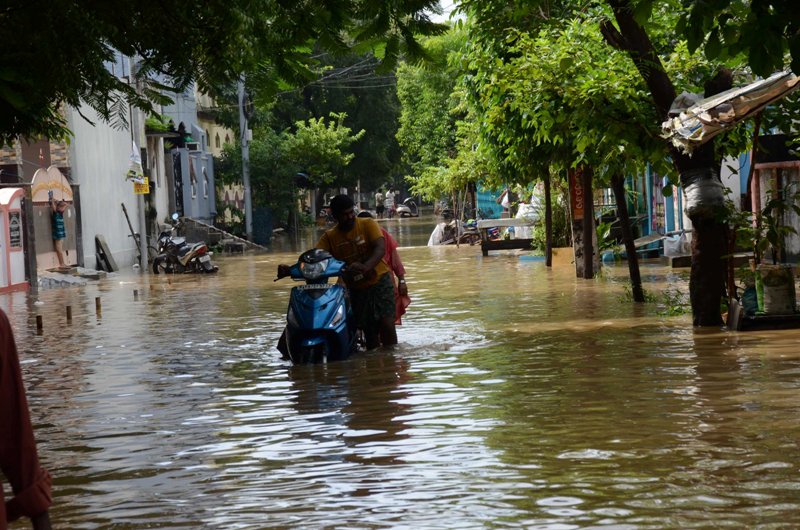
544, 174, 553, 267
604, 0, 731, 326
611, 174, 644, 302
673, 73, 733, 326
690, 218, 729, 325
582, 165, 594, 279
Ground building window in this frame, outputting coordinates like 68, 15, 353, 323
224, 134, 230, 145
215, 133, 220, 149
205, 129, 210, 147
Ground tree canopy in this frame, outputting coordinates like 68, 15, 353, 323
451, 0, 793, 325
0, 0, 446, 145
674, 0, 800, 75
267, 50, 404, 192
396, 31, 464, 183
216, 112, 363, 223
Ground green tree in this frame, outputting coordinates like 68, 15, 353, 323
0, 0, 446, 144
216, 127, 296, 227
598, 0, 739, 325
217, 113, 363, 224
457, 0, 789, 325
675, 0, 800, 76
283, 113, 365, 187
396, 30, 466, 186
269, 51, 403, 192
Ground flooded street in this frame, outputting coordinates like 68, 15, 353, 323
6, 217, 800, 529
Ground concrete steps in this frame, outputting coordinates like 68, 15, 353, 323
180, 218, 269, 253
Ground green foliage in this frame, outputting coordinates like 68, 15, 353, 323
216, 127, 292, 223
620, 284, 658, 304
596, 220, 617, 253
216, 113, 362, 223
396, 31, 468, 195
728, 184, 800, 264
656, 287, 691, 316
454, 3, 711, 205
454, 0, 783, 190
618, 284, 690, 316
675, 0, 799, 76
268, 50, 404, 192
282, 113, 365, 187
215, 204, 246, 238
1, 1, 255, 142
530, 179, 572, 251
144, 114, 171, 133
0, 0, 446, 144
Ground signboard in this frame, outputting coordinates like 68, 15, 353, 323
569, 167, 584, 221
134, 176, 150, 195
30, 166, 74, 203
8, 211, 21, 248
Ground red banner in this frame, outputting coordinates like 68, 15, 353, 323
569, 167, 584, 221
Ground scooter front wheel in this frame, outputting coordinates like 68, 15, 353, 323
294, 343, 329, 364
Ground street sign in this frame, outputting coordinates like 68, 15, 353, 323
134, 176, 150, 195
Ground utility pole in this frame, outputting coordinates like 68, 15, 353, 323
238, 78, 253, 240
129, 57, 148, 271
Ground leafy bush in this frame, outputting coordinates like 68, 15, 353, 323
530, 183, 571, 251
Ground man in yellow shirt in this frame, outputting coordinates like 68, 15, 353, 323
279, 195, 397, 350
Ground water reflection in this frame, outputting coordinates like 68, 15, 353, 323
5, 217, 800, 528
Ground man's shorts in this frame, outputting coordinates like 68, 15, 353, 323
350, 272, 395, 328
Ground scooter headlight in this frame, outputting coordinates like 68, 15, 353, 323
329, 304, 345, 328
300, 258, 329, 280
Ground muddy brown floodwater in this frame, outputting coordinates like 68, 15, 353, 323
4, 216, 800, 529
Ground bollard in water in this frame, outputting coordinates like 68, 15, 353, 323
95, 297, 101, 312
66, 305, 72, 322
134, 289, 139, 300
36, 315, 43, 333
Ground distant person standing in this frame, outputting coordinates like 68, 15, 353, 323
496, 188, 518, 218
384, 188, 396, 218
375, 189, 385, 218
0, 309, 53, 530
48, 191, 67, 268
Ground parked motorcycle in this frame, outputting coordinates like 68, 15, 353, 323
152, 214, 218, 274
427, 219, 481, 246
395, 197, 419, 218
276, 248, 356, 364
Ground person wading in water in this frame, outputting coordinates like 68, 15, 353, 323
279, 195, 398, 349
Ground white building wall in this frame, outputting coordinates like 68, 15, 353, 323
67, 104, 144, 269
147, 136, 172, 227
163, 85, 199, 137
719, 155, 743, 209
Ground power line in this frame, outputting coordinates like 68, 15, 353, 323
304, 82, 397, 90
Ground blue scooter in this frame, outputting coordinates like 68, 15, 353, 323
276, 248, 357, 364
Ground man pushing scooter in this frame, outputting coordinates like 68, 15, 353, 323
278, 194, 397, 350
